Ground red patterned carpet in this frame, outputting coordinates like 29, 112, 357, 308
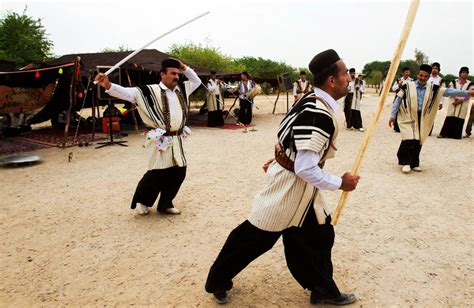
0, 128, 107, 156
15, 128, 106, 147
189, 121, 253, 130
0, 137, 52, 156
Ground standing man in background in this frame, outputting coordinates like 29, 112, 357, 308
237, 71, 255, 126
391, 67, 413, 132
438, 67, 473, 139
293, 71, 313, 103
389, 64, 474, 173
206, 70, 225, 127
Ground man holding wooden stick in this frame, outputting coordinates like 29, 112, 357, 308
205, 49, 359, 305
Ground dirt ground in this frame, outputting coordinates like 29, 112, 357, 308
1, 90, 472, 307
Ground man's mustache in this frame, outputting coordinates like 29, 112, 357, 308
173, 78, 179, 82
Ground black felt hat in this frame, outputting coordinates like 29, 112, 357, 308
459, 66, 469, 74
308, 49, 341, 75
419, 64, 432, 74
431, 62, 440, 71
161, 58, 181, 70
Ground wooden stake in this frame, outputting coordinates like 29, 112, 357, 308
331, 0, 420, 226
63, 56, 80, 148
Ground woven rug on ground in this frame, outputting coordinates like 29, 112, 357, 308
188, 120, 253, 130
14, 128, 107, 147
187, 110, 250, 130
0, 137, 52, 156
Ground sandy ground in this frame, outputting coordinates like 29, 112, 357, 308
0, 90, 473, 307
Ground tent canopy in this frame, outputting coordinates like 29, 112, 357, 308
44, 49, 239, 78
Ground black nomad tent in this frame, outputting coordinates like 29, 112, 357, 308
0, 49, 273, 131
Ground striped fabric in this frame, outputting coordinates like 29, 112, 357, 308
206, 79, 221, 112
445, 79, 473, 119
248, 93, 337, 231
277, 92, 335, 161
397, 81, 446, 144
134, 84, 187, 169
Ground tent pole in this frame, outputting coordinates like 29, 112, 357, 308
272, 91, 280, 114
63, 56, 80, 148
91, 70, 96, 143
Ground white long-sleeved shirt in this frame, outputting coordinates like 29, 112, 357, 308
105, 67, 201, 114
238, 80, 254, 99
293, 87, 343, 191
207, 79, 221, 96
295, 150, 342, 190
358, 80, 365, 93
348, 80, 356, 93
106, 67, 201, 169
391, 76, 412, 92
292, 79, 311, 96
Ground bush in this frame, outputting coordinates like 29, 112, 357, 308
168, 42, 244, 72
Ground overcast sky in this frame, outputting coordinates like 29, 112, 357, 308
2, 0, 472, 75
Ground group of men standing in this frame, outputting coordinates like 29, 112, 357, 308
204, 70, 256, 127
389, 63, 473, 173
95, 49, 473, 305
294, 68, 368, 134
96, 50, 361, 306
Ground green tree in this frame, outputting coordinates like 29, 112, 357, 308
442, 74, 456, 85
368, 70, 383, 86
0, 7, 53, 66
234, 56, 297, 80
167, 42, 306, 82
101, 44, 132, 52
414, 48, 429, 65
362, 61, 391, 79
167, 42, 244, 72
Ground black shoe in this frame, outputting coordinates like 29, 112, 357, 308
310, 292, 357, 306
213, 291, 228, 304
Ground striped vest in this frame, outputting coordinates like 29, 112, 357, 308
135, 85, 188, 169
445, 79, 473, 119
248, 92, 339, 231
396, 81, 446, 144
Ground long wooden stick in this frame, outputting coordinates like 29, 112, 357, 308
331, 0, 420, 226
93, 11, 210, 84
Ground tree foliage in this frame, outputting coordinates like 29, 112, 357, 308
168, 42, 308, 81
0, 7, 53, 66
234, 56, 298, 80
101, 44, 132, 53
363, 47, 434, 85
442, 74, 456, 85
442, 74, 474, 85
414, 48, 429, 65
362, 61, 391, 80
168, 42, 243, 72
368, 70, 383, 86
